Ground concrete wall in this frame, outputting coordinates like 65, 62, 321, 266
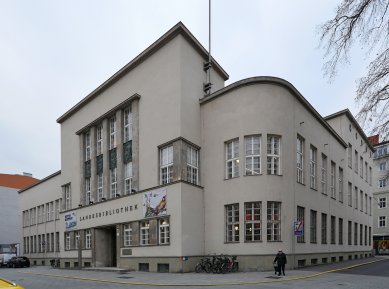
0, 186, 21, 245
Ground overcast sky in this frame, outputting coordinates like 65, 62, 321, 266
0, 0, 370, 179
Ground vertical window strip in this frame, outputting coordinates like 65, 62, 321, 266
330, 162, 336, 199
159, 219, 170, 244
141, 221, 150, 245
125, 162, 133, 195
297, 206, 305, 243
245, 135, 261, 176
85, 131, 91, 161
321, 154, 327, 195
267, 202, 281, 241
226, 204, 239, 242
310, 146, 317, 189
310, 210, 317, 243
160, 145, 173, 184
348, 143, 352, 168
97, 173, 104, 201
321, 213, 327, 244
96, 124, 103, 156
267, 135, 280, 175
296, 136, 304, 183
338, 168, 343, 203
85, 230, 91, 249
124, 107, 132, 143
226, 139, 239, 178
85, 178, 91, 204
187, 146, 199, 185
110, 168, 117, 198
124, 224, 132, 246
244, 202, 261, 241
338, 218, 343, 245
110, 116, 116, 149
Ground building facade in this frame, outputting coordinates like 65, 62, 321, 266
371, 136, 389, 254
19, 22, 374, 272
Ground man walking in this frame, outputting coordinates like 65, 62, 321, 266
273, 249, 287, 276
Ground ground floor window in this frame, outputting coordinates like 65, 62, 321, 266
159, 219, 170, 244
245, 202, 261, 241
85, 229, 91, 249
226, 204, 239, 242
65, 233, 70, 250
123, 224, 132, 246
141, 221, 150, 245
267, 202, 281, 241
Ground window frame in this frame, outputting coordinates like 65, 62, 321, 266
267, 135, 281, 175
245, 135, 261, 176
296, 136, 304, 184
267, 201, 281, 241
160, 145, 173, 185
159, 219, 170, 245
226, 139, 239, 179
310, 146, 317, 190
244, 202, 262, 242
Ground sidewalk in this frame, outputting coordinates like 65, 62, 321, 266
16, 257, 386, 286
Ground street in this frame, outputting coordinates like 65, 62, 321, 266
0, 257, 388, 289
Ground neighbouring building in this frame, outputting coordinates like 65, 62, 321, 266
370, 135, 389, 254
0, 173, 38, 255
19, 22, 374, 272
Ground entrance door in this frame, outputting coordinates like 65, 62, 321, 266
94, 226, 117, 267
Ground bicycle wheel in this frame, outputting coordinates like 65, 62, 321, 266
204, 262, 211, 273
195, 263, 203, 273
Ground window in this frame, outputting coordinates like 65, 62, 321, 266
50, 201, 54, 221
331, 216, 336, 244
141, 221, 150, 245
310, 210, 317, 243
75, 232, 80, 250
379, 216, 387, 227
369, 166, 372, 185
360, 156, 363, 178
85, 131, 91, 161
187, 146, 199, 184
97, 173, 104, 201
85, 178, 91, 204
360, 190, 363, 212
379, 197, 387, 208
379, 162, 387, 171
96, 124, 103, 155
330, 162, 336, 199
348, 143, 352, 168
296, 136, 304, 183
354, 150, 358, 173
321, 213, 327, 244
338, 168, 343, 203
360, 224, 363, 245
354, 223, 358, 245
160, 145, 173, 184
364, 225, 367, 246
42, 205, 46, 222
123, 224, 132, 246
348, 221, 352, 245
245, 135, 261, 176
267, 202, 281, 241
226, 139, 239, 178
321, 154, 327, 195
348, 182, 352, 207
365, 193, 368, 214
369, 197, 372, 216
226, 204, 239, 242
56, 232, 60, 252
379, 178, 387, 188
355, 186, 358, 209
110, 168, 117, 198
124, 162, 133, 195
159, 219, 170, 244
123, 107, 132, 143
85, 229, 91, 249
338, 218, 343, 245
55, 200, 60, 219
245, 202, 261, 241
310, 146, 317, 189
365, 161, 368, 181
31, 208, 36, 225
64, 184, 71, 211
297, 206, 305, 243
65, 233, 70, 250
267, 135, 281, 175
109, 116, 116, 149
369, 227, 372, 246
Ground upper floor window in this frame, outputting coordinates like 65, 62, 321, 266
379, 178, 387, 188
187, 146, 199, 185
85, 131, 91, 161
379, 162, 387, 171
379, 197, 387, 208
124, 162, 133, 195
97, 173, 104, 201
267, 135, 281, 175
109, 116, 116, 149
354, 150, 358, 174
85, 178, 91, 204
365, 161, 368, 181
245, 202, 261, 242
226, 204, 239, 242
110, 168, 117, 198
245, 135, 261, 176
63, 184, 71, 211
321, 154, 327, 195
310, 146, 317, 190
330, 161, 336, 199
296, 136, 304, 184
379, 216, 387, 228
355, 186, 359, 209
369, 166, 372, 185
96, 124, 103, 156
226, 139, 239, 178
338, 168, 343, 203
160, 145, 173, 184
348, 143, 352, 168
123, 107, 132, 143
360, 156, 363, 178
159, 219, 170, 245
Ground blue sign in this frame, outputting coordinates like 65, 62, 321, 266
294, 221, 304, 236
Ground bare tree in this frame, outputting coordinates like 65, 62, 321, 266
320, 0, 389, 139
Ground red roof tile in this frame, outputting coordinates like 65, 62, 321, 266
0, 174, 39, 190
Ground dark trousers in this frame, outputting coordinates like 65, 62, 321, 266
278, 264, 285, 275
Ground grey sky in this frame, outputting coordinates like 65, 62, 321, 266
0, 0, 369, 179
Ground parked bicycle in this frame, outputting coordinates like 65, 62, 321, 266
195, 255, 238, 274
50, 259, 60, 268
195, 257, 212, 273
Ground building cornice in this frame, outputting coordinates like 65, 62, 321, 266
57, 22, 229, 124
200, 76, 348, 149
18, 170, 61, 193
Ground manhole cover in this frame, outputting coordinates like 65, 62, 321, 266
117, 276, 134, 279
266, 276, 282, 279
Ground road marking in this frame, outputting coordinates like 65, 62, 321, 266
18, 258, 386, 287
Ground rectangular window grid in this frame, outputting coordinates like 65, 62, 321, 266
244, 202, 261, 241
245, 135, 261, 176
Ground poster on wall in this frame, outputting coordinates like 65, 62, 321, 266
378, 240, 389, 255
65, 211, 77, 231
143, 188, 167, 217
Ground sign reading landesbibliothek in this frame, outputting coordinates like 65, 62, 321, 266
143, 188, 167, 217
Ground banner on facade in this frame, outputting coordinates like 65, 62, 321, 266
143, 188, 167, 217
65, 211, 77, 231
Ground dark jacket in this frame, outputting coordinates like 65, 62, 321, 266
274, 252, 287, 266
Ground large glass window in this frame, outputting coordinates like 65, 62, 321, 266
267, 135, 280, 175
339, 218, 343, 245
85, 131, 91, 161
65, 233, 70, 250
360, 156, 363, 178
64, 184, 71, 211
348, 221, 352, 245
355, 186, 358, 209
85, 229, 91, 249
354, 150, 358, 173
354, 223, 358, 245
244, 202, 261, 241
123, 107, 132, 143
123, 224, 132, 246
226, 204, 239, 242
310, 210, 317, 243
310, 146, 317, 189
330, 161, 336, 199
338, 168, 343, 203
321, 213, 327, 244
321, 154, 327, 195
109, 116, 116, 149
296, 136, 304, 183
348, 182, 352, 207
124, 162, 133, 195
159, 219, 170, 244
110, 168, 117, 198
379, 178, 387, 188
267, 202, 281, 241
187, 146, 199, 184
96, 124, 103, 156
245, 135, 261, 176
85, 178, 91, 204
75, 232, 80, 250
226, 139, 239, 178
97, 173, 104, 201
141, 221, 150, 245
160, 145, 173, 184
297, 206, 305, 243
331, 215, 336, 244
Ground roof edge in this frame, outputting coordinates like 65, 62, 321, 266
18, 170, 61, 193
200, 76, 348, 148
57, 22, 228, 124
